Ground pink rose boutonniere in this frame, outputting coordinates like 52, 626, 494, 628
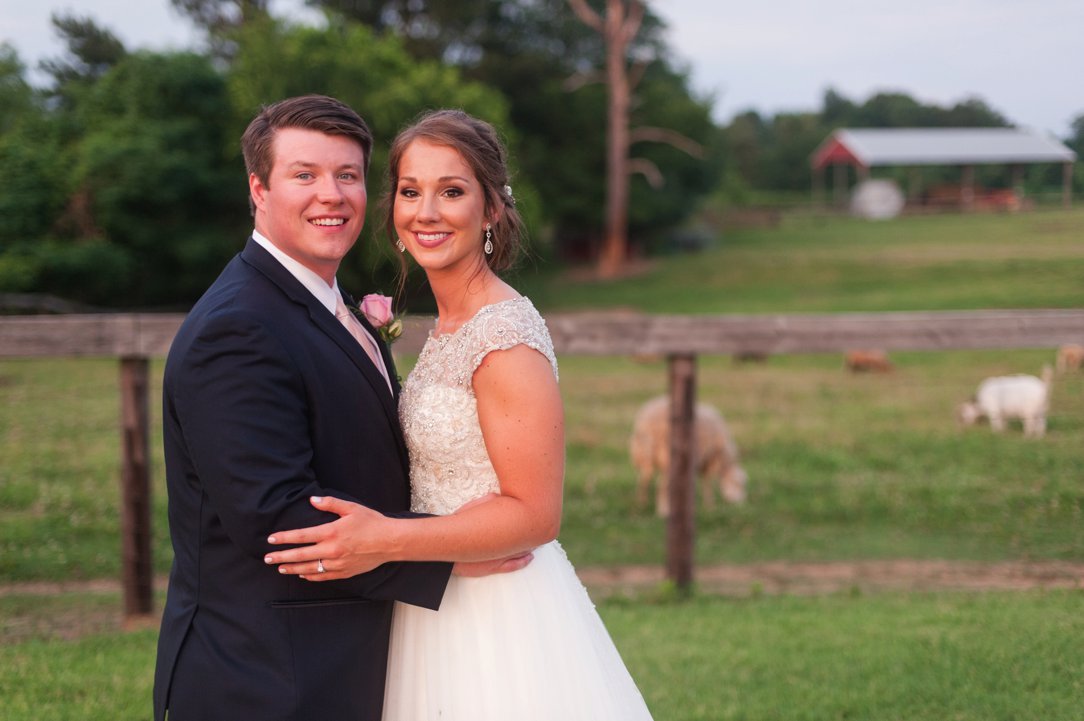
357, 293, 403, 344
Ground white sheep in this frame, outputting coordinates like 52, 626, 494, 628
957, 366, 1053, 438
629, 395, 748, 517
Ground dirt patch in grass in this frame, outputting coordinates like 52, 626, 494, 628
579, 559, 1084, 598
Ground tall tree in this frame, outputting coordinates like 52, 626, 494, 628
568, 0, 703, 276
39, 12, 127, 106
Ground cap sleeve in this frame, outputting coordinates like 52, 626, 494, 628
467, 299, 559, 381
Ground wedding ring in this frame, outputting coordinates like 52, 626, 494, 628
316, 559, 326, 574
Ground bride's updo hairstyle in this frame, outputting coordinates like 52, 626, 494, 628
384, 109, 525, 274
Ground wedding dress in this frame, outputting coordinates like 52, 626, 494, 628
382, 297, 653, 720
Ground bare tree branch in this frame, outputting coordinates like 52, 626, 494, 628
563, 70, 607, 92
628, 58, 649, 91
629, 157, 664, 188
567, 0, 604, 32
630, 126, 707, 158
620, 0, 645, 45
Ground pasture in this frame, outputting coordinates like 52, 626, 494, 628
1, 208, 1083, 719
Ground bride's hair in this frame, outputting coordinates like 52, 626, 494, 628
382, 109, 526, 278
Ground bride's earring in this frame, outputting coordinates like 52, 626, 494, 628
396, 238, 405, 253
484, 224, 493, 255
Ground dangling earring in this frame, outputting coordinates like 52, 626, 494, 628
396, 239, 405, 253
484, 223, 493, 255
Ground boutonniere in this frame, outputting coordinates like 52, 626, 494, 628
355, 293, 403, 344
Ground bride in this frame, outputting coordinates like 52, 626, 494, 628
268, 109, 653, 720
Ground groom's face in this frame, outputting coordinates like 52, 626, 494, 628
249, 127, 367, 284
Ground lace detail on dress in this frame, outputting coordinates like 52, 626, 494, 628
400, 297, 558, 515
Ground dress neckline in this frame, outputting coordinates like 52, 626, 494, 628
429, 296, 528, 344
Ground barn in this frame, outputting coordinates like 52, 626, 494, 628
810, 128, 1077, 210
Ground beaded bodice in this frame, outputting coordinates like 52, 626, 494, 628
400, 297, 559, 515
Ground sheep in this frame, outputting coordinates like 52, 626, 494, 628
957, 366, 1053, 438
1056, 344, 1084, 373
629, 395, 748, 517
844, 349, 893, 373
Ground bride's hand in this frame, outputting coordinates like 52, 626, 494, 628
264, 496, 393, 582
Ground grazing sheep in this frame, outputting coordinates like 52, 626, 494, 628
844, 349, 893, 373
629, 395, 747, 517
1056, 344, 1084, 373
957, 366, 1054, 438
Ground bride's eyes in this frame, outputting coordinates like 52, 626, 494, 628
397, 185, 467, 199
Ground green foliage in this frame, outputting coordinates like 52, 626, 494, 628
0, 125, 66, 247
69, 52, 243, 304
0, 48, 246, 306
0, 45, 35, 134
40, 12, 128, 88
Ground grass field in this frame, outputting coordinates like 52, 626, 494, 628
517, 208, 1084, 313
1, 207, 1082, 719
2, 588, 1081, 721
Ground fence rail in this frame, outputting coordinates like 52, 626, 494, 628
5, 308, 1084, 358
3, 309, 1083, 612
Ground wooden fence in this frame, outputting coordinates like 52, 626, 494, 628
3, 309, 1084, 615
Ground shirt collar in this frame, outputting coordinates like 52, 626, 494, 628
251, 229, 342, 315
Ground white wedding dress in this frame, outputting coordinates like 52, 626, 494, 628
382, 297, 653, 720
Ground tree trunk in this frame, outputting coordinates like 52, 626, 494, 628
599, 0, 631, 278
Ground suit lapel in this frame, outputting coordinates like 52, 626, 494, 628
240, 240, 405, 452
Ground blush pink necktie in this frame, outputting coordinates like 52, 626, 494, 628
335, 295, 393, 393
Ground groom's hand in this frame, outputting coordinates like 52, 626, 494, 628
264, 496, 391, 581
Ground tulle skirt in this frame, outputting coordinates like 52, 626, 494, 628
382, 541, 654, 720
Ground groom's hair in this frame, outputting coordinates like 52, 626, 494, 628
241, 94, 373, 214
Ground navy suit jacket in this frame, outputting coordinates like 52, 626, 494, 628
153, 239, 451, 721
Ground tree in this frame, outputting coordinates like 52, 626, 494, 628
303, 0, 715, 264
170, 0, 271, 58
40, 12, 127, 96
567, 0, 704, 276
55, 51, 242, 305
0, 45, 35, 134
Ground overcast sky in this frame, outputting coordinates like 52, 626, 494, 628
2, 0, 1081, 138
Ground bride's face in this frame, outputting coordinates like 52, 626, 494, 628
393, 140, 489, 275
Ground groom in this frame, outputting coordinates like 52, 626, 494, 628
154, 95, 503, 721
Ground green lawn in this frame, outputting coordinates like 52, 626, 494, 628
2, 588, 1082, 721
516, 208, 1084, 313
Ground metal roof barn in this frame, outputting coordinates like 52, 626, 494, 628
810, 128, 1077, 209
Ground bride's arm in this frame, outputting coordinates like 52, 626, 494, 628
264, 344, 565, 579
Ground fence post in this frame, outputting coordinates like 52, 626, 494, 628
119, 355, 154, 620
666, 353, 697, 592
